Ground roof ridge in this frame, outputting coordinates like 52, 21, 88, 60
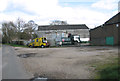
39, 24, 86, 26
38, 24, 89, 31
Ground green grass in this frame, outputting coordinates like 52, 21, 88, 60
3, 43, 28, 48
94, 58, 119, 79
97, 64, 119, 79
0, 43, 1, 47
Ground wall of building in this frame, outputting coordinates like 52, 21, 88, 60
90, 27, 105, 45
90, 23, 119, 45
37, 29, 89, 46
105, 13, 120, 24
118, 23, 120, 45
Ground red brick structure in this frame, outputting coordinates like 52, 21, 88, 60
90, 12, 120, 46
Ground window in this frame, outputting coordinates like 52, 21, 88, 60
36, 39, 38, 42
42, 38, 47, 43
44, 38, 46, 40
32, 40, 35, 42
116, 24, 119, 27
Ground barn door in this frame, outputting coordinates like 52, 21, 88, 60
106, 37, 114, 45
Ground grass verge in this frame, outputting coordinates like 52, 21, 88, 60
94, 57, 119, 79
3, 43, 28, 48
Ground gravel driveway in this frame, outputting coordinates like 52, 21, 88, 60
15, 46, 118, 79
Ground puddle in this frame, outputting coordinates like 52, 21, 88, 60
87, 48, 109, 51
95, 48, 109, 50
17, 53, 37, 58
65, 57, 73, 59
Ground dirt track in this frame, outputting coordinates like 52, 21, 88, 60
14, 46, 118, 79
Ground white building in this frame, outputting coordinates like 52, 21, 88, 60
37, 24, 89, 46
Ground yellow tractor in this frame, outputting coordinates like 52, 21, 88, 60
28, 37, 50, 48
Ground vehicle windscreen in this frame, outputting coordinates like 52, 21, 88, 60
42, 38, 47, 43
62, 38, 71, 42
31, 40, 34, 43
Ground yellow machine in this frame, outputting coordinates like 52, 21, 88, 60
28, 37, 49, 48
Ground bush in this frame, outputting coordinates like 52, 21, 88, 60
99, 64, 119, 79
4, 43, 28, 47
95, 58, 119, 80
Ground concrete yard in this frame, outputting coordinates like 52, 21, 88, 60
2, 45, 32, 79
14, 46, 118, 79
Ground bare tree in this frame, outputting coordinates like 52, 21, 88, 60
24, 20, 38, 39
15, 19, 38, 40
2, 18, 38, 44
2, 21, 17, 43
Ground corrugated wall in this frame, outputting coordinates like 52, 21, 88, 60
90, 24, 119, 45
37, 29, 89, 46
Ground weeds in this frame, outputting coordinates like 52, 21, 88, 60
3, 43, 28, 48
95, 57, 119, 79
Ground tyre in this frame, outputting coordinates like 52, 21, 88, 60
41, 45, 44, 48
74, 42, 80, 46
29, 45, 33, 48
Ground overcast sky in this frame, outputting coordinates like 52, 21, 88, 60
0, 0, 119, 29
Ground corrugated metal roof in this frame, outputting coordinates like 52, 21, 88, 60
90, 12, 120, 31
105, 12, 120, 24
38, 24, 89, 31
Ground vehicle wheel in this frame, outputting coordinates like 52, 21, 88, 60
41, 45, 44, 48
74, 42, 80, 46
29, 45, 33, 48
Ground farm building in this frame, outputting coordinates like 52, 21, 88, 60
90, 12, 120, 46
37, 24, 89, 46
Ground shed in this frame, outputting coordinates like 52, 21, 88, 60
37, 24, 89, 46
90, 12, 120, 46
